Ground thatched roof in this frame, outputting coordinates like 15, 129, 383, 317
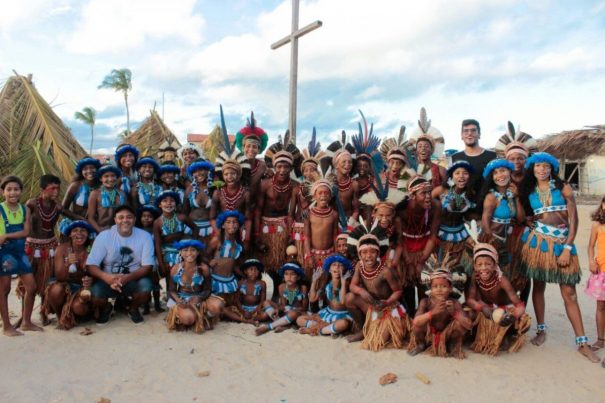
538, 125, 605, 160
123, 110, 181, 158
0, 73, 87, 199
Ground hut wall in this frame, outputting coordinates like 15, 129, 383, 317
586, 155, 605, 195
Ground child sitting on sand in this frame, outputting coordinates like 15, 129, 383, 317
408, 269, 472, 358
297, 254, 353, 336
466, 243, 531, 355
235, 259, 269, 324
256, 262, 308, 336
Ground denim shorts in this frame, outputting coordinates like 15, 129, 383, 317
0, 249, 33, 277
91, 277, 153, 299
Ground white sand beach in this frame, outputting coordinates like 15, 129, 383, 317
1, 205, 603, 403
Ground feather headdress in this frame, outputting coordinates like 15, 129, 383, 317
359, 159, 406, 208
323, 130, 356, 172
301, 127, 327, 169
214, 105, 251, 180
346, 217, 389, 259
264, 130, 303, 177
420, 250, 468, 299
408, 107, 445, 158
495, 121, 538, 159
235, 111, 269, 153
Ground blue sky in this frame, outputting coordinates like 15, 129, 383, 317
2, 0, 604, 155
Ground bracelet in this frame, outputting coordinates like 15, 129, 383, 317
563, 244, 572, 251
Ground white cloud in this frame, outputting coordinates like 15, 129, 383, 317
66, 0, 205, 54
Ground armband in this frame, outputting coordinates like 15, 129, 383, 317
563, 244, 572, 251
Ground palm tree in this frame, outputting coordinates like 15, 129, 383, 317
98, 68, 132, 134
74, 107, 96, 154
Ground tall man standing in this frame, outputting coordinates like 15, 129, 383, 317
452, 119, 496, 196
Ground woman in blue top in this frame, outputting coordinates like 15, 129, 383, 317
479, 159, 524, 279
0, 176, 41, 336
519, 152, 599, 362
60, 157, 100, 235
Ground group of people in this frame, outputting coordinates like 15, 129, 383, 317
1, 107, 604, 366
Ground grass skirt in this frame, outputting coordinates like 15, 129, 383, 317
470, 308, 531, 355
23, 237, 57, 296
520, 226, 580, 285
166, 302, 208, 334
259, 216, 289, 274
361, 304, 410, 351
408, 320, 462, 358
291, 222, 305, 267
505, 224, 527, 292
40, 283, 91, 330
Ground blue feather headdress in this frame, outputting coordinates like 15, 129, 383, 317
322, 254, 353, 273
483, 159, 514, 179
216, 210, 245, 229
75, 157, 101, 175
525, 152, 559, 173
155, 190, 181, 207
135, 156, 161, 173
115, 144, 140, 167
173, 239, 205, 251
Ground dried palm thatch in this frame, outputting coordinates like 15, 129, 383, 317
122, 109, 181, 158
0, 72, 86, 199
538, 125, 605, 161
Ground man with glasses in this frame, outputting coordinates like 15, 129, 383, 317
452, 119, 496, 196
87, 205, 154, 324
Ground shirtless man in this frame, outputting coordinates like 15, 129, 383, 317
408, 269, 472, 358
398, 176, 441, 316
87, 165, 127, 233
304, 180, 339, 279
331, 150, 359, 230
344, 232, 407, 351
255, 151, 299, 294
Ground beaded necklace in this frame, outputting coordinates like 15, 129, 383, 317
272, 176, 292, 193
310, 206, 333, 218
476, 271, 499, 292
360, 260, 384, 281
250, 159, 259, 176
36, 197, 59, 231
101, 187, 120, 208
284, 286, 300, 305
336, 176, 352, 192
138, 181, 157, 204
357, 175, 372, 193
162, 214, 179, 234
536, 180, 554, 207
221, 185, 244, 211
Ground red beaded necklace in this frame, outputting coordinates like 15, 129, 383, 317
272, 175, 292, 193
357, 176, 372, 193
36, 197, 59, 231
477, 271, 500, 292
336, 176, 352, 192
221, 185, 244, 211
250, 159, 259, 176
310, 206, 333, 218
360, 260, 384, 281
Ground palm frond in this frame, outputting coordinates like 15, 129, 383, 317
122, 110, 180, 158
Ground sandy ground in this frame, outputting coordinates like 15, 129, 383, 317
1, 205, 604, 403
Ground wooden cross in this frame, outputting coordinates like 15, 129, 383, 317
271, 0, 322, 145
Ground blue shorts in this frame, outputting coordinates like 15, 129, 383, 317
0, 246, 33, 277
91, 277, 153, 299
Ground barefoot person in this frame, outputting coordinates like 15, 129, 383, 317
256, 145, 299, 287
166, 240, 212, 333
0, 176, 41, 335
297, 254, 353, 337
43, 221, 96, 330
86, 205, 154, 325
408, 269, 472, 358
344, 228, 408, 350
87, 165, 127, 233
256, 262, 308, 336
519, 152, 600, 362
236, 259, 269, 324
466, 243, 531, 355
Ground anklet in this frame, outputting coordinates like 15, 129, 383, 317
536, 323, 547, 332
575, 335, 589, 346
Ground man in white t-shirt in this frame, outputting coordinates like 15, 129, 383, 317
87, 205, 154, 324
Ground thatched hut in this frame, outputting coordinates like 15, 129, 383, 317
123, 110, 181, 159
538, 125, 605, 195
0, 72, 87, 199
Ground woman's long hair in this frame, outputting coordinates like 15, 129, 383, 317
519, 162, 565, 216
591, 196, 605, 224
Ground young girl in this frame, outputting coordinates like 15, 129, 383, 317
256, 262, 308, 336
132, 156, 162, 210
166, 239, 212, 333
586, 196, 605, 358
87, 165, 127, 233
137, 205, 162, 313
177, 142, 204, 185
0, 176, 41, 336
158, 162, 184, 206
297, 254, 353, 336
60, 157, 100, 234
114, 144, 139, 198
479, 159, 524, 284
236, 259, 268, 324
184, 160, 215, 245
44, 220, 95, 330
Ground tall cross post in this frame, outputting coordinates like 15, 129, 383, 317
271, 0, 322, 145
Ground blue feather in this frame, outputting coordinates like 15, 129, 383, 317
309, 127, 320, 156
333, 185, 348, 230
220, 105, 231, 155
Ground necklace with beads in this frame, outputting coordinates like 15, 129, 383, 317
250, 159, 259, 176
537, 183, 552, 207
272, 176, 292, 193
162, 214, 179, 234
360, 260, 384, 281
221, 185, 244, 211
310, 206, 333, 218
336, 176, 352, 192
388, 176, 399, 189
139, 181, 156, 204
477, 272, 499, 292
36, 197, 59, 231
357, 176, 372, 193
